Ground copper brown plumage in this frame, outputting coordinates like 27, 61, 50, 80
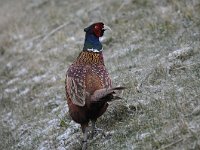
65, 22, 125, 150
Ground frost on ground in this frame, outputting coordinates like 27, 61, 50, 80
0, 0, 200, 150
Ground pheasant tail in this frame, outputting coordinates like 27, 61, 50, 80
91, 86, 126, 102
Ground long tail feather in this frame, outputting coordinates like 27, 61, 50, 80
91, 86, 126, 102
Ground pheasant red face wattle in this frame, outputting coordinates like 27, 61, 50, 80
93, 23, 104, 37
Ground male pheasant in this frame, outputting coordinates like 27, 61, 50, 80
65, 22, 125, 150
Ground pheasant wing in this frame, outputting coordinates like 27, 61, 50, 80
66, 66, 87, 106
66, 64, 113, 106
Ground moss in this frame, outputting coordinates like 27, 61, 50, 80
59, 119, 68, 128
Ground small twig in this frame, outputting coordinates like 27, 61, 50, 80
115, 0, 132, 15
28, 34, 43, 42
36, 21, 70, 47
158, 138, 183, 150
173, 62, 200, 70
136, 70, 152, 92
115, 2, 126, 14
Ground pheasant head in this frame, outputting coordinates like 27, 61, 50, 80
83, 22, 111, 52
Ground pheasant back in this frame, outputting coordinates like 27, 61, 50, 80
66, 51, 112, 106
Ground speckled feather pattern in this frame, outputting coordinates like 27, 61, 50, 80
66, 51, 112, 106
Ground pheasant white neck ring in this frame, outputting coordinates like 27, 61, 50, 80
87, 48, 103, 53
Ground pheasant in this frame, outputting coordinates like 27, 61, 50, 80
65, 22, 125, 150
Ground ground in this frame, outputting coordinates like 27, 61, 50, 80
0, 0, 200, 150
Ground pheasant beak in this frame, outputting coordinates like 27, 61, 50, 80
103, 25, 112, 31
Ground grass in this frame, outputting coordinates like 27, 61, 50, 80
0, 0, 200, 149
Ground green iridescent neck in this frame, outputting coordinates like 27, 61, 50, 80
83, 33, 102, 52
